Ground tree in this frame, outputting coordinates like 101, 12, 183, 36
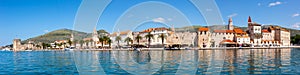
67, 39, 72, 47
35, 45, 41, 49
102, 36, 111, 48
42, 43, 51, 49
159, 34, 167, 47
145, 33, 154, 47
62, 42, 67, 48
79, 40, 84, 44
56, 43, 62, 49
115, 36, 122, 48
54, 42, 58, 48
124, 37, 133, 46
97, 29, 109, 34
99, 37, 105, 47
135, 34, 143, 45
291, 34, 300, 44
108, 39, 112, 48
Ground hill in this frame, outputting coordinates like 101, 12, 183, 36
22, 29, 89, 44
22, 29, 110, 44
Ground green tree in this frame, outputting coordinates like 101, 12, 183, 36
57, 43, 63, 48
291, 34, 300, 44
124, 37, 133, 46
42, 43, 47, 49
108, 39, 112, 48
35, 45, 41, 49
99, 37, 105, 47
145, 33, 154, 47
67, 39, 72, 47
101, 36, 110, 48
54, 42, 58, 48
159, 34, 167, 47
115, 36, 122, 48
135, 34, 143, 45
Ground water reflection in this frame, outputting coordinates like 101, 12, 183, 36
74, 48, 299, 74
1, 48, 299, 74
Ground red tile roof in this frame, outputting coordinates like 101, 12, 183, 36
141, 27, 169, 33
220, 39, 236, 44
198, 27, 209, 31
233, 28, 246, 34
214, 30, 234, 33
262, 29, 270, 33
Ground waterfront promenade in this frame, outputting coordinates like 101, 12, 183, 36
69, 46, 300, 51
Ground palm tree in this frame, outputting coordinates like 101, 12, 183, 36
54, 42, 58, 48
145, 33, 154, 47
124, 37, 133, 46
115, 36, 122, 48
135, 34, 143, 45
62, 42, 67, 48
57, 43, 63, 49
108, 39, 112, 48
159, 34, 166, 47
67, 39, 72, 47
103, 36, 110, 45
99, 37, 105, 47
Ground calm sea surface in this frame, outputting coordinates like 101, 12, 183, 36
0, 48, 300, 75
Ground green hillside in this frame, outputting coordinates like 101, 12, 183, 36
22, 29, 90, 44
22, 29, 110, 44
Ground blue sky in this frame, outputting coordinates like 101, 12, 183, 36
1, 0, 300, 46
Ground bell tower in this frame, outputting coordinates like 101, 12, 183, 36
228, 17, 234, 30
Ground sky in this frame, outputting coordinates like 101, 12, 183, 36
1, 0, 300, 46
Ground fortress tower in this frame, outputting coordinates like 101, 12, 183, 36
13, 38, 21, 51
228, 17, 234, 30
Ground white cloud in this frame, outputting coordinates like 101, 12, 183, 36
227, 13, 238, 18
152, 17, 166, 23
268, 1, 282, 7
292, 13, 300, 17
44, 30, 49, 33
293, 22, 300, 28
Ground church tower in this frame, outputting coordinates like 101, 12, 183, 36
228, 17, 234, 30
248, 16, 252, 23
92, 26, 99, 42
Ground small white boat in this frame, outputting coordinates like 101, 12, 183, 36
24, 50, 33, 51
65, 46, 75, 51
2, 48, 11, 51
134, 48, 141, 51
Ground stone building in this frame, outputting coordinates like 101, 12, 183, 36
110, 30, 133, 47
198, 27, 211, 48
13, 39, 21, 51
198, 17, 253, 48
13, 39, 39, 51
247, 16, 262, 46
131, 27, 170, 47
233, 28, 250, 46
